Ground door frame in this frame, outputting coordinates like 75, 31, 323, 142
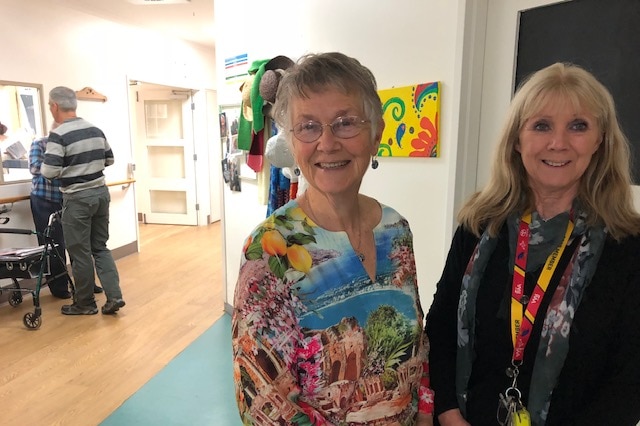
135, 87, 198, 225
452, 0, 579, 234
126, 78, 219, 228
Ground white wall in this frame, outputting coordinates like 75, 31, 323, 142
0, 0, 217, 250
216, 0, 471, 312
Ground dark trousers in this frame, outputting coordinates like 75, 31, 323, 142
62, 186, 121, 307
30, 193, 69, 294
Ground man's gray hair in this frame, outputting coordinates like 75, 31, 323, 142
49, 86, 77, 111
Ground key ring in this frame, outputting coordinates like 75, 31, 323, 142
505, 386, 522, 401
497, 389, 521, 426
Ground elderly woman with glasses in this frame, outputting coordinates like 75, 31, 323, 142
231, 52, 434, 425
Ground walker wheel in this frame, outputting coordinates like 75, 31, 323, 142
9, 292, 23, 307
23, 312, 42, 330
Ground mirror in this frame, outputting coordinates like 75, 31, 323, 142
0, 81, 46, 184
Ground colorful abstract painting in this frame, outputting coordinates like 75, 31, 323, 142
378, 82, 440, 157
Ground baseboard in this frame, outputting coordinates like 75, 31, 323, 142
224, 302, 234, 316
112, 240, 138, 261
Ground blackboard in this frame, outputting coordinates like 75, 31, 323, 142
515, 0, 640, 182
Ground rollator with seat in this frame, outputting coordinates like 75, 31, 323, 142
0, 209, 72, 329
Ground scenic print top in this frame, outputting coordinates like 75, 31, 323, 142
232, 200, 433, 425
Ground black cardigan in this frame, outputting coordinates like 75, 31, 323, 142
426, 225, 640, 425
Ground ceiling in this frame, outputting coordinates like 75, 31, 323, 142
57, 0, 215, 48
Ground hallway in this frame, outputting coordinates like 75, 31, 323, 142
0, 222, 225, 425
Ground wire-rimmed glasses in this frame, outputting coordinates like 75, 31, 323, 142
290, 116, 370, 143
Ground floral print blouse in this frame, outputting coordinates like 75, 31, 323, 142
232, 200, 433, 425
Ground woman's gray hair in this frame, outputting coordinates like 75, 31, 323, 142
272, 52, 383, 138
49, 86, 77, 111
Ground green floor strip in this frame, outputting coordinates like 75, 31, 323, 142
100, 314, 242, 426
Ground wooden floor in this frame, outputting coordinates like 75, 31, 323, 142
0, 222, 224, 426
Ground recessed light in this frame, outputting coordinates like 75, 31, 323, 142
127, 0, 191, 5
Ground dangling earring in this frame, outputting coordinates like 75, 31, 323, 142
371, 156, 379, 170
294, 167, 300, 176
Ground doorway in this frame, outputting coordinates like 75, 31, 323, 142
129, 81, 199, 226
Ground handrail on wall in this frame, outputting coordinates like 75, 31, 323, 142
0, 179, 136, 205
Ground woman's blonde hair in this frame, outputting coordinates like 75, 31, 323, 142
459, 62, 640, 241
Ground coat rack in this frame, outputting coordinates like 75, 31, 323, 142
75, 87, 107, 102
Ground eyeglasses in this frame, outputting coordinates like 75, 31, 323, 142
290, 116, 370, 143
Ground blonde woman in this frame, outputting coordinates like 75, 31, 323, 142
426, 63, 640, 426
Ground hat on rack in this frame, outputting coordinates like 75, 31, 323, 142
247, 59, 270, 133
259, 70, 282, 105
265, 55, 295, 73
240, 75, 254, 121
265, 132, 294, 168
237, 57, 293, 150
251, 56, 294, 125
260, 55, 295, 118
237, 59, 268, 151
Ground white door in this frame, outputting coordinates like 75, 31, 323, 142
135, 89, 198, 225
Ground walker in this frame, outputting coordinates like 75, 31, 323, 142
0, 209, 72, 329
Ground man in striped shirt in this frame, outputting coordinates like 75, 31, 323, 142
30, 123, 104, 299
42, 86, 125, 316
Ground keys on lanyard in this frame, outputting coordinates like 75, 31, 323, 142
498, 392, 531, 426
497, 365, 531, 426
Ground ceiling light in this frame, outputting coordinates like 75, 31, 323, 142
127, 0, 191, 5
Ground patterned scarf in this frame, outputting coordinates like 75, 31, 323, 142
455, 209, 606, 425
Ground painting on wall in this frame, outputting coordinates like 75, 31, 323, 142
377, 82, 440, 157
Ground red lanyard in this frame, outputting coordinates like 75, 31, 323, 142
510, 213, 573, 363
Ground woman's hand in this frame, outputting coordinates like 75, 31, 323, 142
416, 412, 433, 426
437, 409, 471, 426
